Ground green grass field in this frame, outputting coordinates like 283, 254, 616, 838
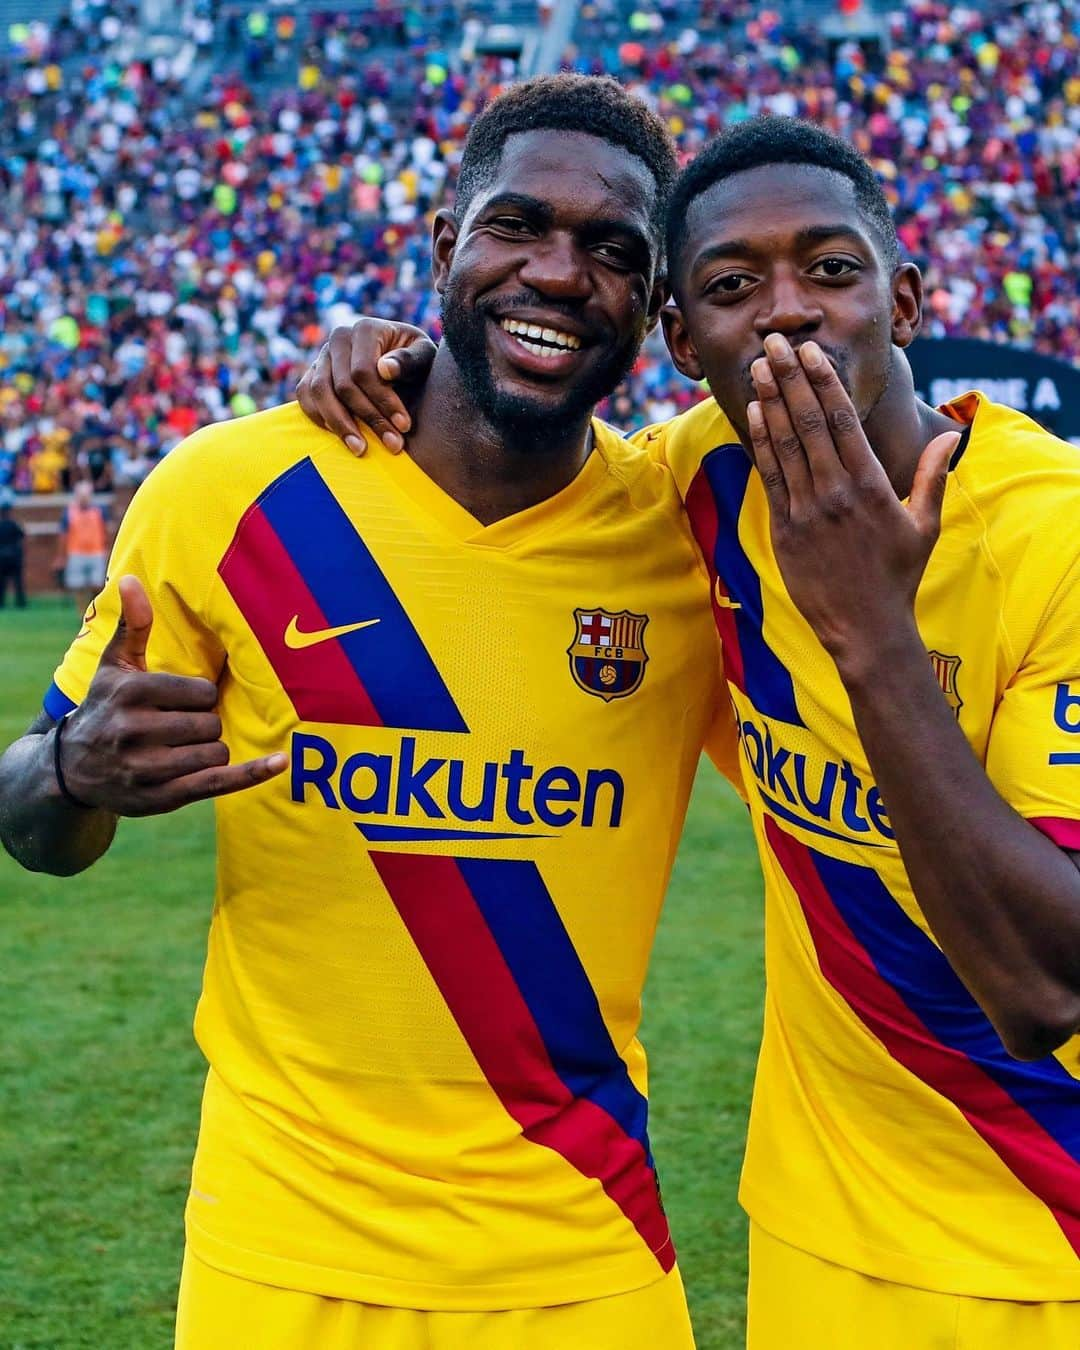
0, 604, 764, 1349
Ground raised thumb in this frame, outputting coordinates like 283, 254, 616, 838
909, 431, 960, 540
101, 574, 154, 672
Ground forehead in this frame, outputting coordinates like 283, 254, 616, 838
683, 163, 870, 259
471, 129, 657, 226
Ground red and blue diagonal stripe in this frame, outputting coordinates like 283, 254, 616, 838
685, 445, 802, 727
764, 815, 1080, 1255
371, 851, 674, 1270
218, 458, 467, 732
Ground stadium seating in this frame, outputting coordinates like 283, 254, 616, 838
1, 0, 1077, 501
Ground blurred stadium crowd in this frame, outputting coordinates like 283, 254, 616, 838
0, 0, 1077, 493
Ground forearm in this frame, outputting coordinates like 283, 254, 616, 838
0, 727, 117, 876
839, 623, 1080, 1058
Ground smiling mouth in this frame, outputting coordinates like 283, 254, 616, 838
499, 317, 583, 359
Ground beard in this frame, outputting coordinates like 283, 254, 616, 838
440, 279, 642, 453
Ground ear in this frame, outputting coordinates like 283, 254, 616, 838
643, 272, 670, 337
431, 209, 460, 295
661, 303, 704, 381
890, 262, 923, 349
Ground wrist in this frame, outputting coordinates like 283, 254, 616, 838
51, 715, 95, 811
828, 616, 926, 691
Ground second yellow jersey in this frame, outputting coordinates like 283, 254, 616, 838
48, 404, 728, 1310
652, 392, 1080, 1300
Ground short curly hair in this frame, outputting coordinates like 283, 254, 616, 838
667, 116, 900, 283
456, 74, 678, 259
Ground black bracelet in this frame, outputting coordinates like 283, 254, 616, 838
53, 714, 93, 810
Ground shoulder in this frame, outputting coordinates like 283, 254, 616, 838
127, 402, 347, 518
951, 393, 1080, 548
949, 393, 1080, 635
629, 397, 742, 502
590, 418, 685, 517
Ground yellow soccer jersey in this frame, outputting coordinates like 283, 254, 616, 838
46, 403, 727, 1310
647, 391, 1080, 1300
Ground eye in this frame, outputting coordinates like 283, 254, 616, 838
809, 256, 860, 279
705, 272, 755, 297
592, 241, 635, 267
487, 216, 533, 235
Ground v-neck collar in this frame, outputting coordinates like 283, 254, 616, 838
362, 421, 614, 550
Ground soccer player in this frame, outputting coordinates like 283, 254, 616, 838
301, 117, 1080, 1348
0, 76, 736, 1348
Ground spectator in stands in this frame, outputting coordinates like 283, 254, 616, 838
0, 493, 26, 609
58, 480, 109, 614
0, 0, 1077, 489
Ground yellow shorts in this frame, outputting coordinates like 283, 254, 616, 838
748, 1222, 1080, 1350
176, 1249, 695, 1350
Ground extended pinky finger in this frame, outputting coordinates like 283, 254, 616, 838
165, 752, 289, 808
747, 400, 789, 519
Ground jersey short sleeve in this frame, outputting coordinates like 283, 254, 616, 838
46, 437, 226, 718
986, 554, 1080, 851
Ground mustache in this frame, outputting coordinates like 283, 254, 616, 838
742, 343, 852, 396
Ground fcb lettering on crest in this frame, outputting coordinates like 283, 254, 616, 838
568, 608, 649, 702
929, 650, 963, 718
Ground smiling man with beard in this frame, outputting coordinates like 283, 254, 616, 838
302, 114, 1080, 1349
0, 76, 741, 1349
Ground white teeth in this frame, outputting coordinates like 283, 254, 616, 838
499, 318, 581, 351
516, 337, 563, 359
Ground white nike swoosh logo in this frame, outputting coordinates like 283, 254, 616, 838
283, 615, 381, 649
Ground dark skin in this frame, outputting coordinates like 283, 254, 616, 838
0, 575, 287, 875
664, 163, 1080, 1060
0, 577, 286, 874
0, 130, 665, 876
298, 162, 1080, 1060
302, 129, 664, 525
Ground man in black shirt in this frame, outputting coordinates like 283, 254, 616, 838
0, 499, 26, 608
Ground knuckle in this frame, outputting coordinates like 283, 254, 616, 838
858, 475, 890, 508
760, 468, 787, 494
793, 407, 827, 437
775, 433, 803, 460
348, 359, 374, 385
821, 486, 853, 520
827, 406, 860, 437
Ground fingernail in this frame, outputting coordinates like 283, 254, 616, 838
751, 357, 772, 382
800, 342, 823, 368
392, 412, 411, 433
345, 435, 365, 456
764, 333, 788, 357
377, 358, 400, 380
383, 431, 404, 453
266, 753, 288, 772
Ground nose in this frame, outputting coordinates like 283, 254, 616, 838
516, 232, 592, 302
753, 268, 823, 340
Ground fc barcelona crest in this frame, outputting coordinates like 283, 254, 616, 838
568, 608, 649, 702
928, 650, 963, 718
